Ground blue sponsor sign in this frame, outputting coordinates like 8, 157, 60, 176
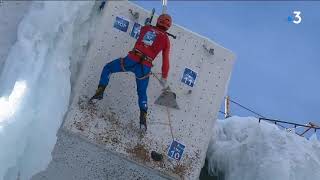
113, 16, 129, 32
142, 30, 157, 46
181, 68, 197, 87
130, 23, 142, 39
167, 140, 186, 161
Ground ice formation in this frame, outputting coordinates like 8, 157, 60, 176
0, 2, 95, 180
207, 116, 320, 180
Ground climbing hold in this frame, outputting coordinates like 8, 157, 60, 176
151, 151, 163, 161
129, 9, 139, 20
203, 44, 214, 55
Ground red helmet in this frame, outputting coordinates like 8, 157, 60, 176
156, 14, 172, 31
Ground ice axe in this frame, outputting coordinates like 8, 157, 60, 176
152, 73, 179, 110
145, 8, 176, 39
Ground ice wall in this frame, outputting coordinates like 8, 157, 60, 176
0, 2, 95, 180
0, 1, 30, 75
63, 1, 235, 179
207, 116, 320, 180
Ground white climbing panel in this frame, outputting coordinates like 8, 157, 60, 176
63, 1, 235, 179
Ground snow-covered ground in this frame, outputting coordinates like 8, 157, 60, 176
0, 1, 96, 180
207, 116, 320, 180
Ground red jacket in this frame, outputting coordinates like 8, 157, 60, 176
128, 25, 170, 79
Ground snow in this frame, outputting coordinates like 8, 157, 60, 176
0, 81, 26, 121
0, 1, 95, 180
207, 116, 320, 180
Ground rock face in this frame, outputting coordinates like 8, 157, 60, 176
63, 1, 235, 179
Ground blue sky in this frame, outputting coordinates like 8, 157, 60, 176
135, 1, 320, 125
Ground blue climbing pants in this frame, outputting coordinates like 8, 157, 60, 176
99, 56, 151, 111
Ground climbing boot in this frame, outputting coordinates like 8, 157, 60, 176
140, 110, 147, 130
90, 85, 106, 101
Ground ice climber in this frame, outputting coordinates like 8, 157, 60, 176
90, 14, 172, 131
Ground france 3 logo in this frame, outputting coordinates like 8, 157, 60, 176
288, 11, 302, 24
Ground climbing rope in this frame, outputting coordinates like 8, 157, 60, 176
166, 107, 175, 141
151, 71, 175, 140
162, 0, 168, 14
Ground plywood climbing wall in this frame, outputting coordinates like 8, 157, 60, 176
63, 1, 235, 179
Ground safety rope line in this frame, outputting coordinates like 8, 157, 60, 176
224, 97, 291, 129
225, 97, 303, 129
224, 96, 319, 136
227, 97, 266, 118
259, 118, 320, 130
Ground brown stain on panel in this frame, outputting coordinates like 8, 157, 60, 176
127, 143, 150, 163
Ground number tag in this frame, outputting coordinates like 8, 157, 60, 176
130, 23, 142, 39
181, 68, 198, 87
167, 140, 186, 161
142, 31, 157, 46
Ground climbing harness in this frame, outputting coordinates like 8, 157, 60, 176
131, 48, 154, 67
120, 49, 153, 80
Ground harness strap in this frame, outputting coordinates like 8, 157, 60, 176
120, 49, 155, 80
120, 57, 151, 80
120, 57, 126, 71
132, 48, 154, 67
136, 72, 152, 80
